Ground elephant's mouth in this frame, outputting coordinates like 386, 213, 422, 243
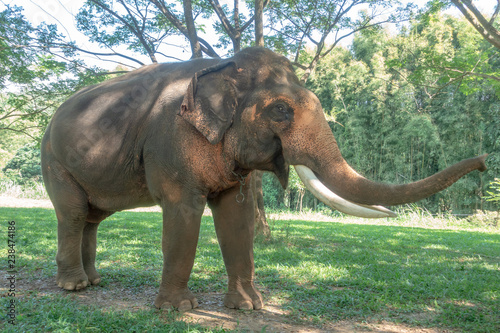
294, 165, 397, 218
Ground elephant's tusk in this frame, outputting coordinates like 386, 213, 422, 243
294, 165, 397, 218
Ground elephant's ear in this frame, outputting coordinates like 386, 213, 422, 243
179, 61, 238, 144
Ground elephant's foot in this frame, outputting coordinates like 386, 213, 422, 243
154, 288, 199, 311
56, 270, 89, 291
84, 267, 102, 285
224, 282, 263, 310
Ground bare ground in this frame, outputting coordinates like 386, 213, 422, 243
2, 196, 453, 332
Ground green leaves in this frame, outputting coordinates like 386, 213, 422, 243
399, 12, 500, 97
484, 178, 500, 208
266, 0, 416, 82
2, 142, 41, 184
0, 5, 112, 140
76, 0, 176, 61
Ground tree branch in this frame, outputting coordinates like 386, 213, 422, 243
242, 0, 270, 32
208, 0, 237, 37
450, 0, 500, 50
91, 0, 158, 63
183, 0, 202, 58
440, 67, 500, 82
0, 126, 41, 140
198, 38, 220, 58
255, 0, 264, 47
151, 0, 219, 58
490, 0, 500, 23
54, 42, 146, 66
0, 105, 51, 121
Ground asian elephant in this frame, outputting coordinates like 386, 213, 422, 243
41, 47, 487, 311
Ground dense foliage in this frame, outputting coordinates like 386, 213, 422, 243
0, 5, 118, 141
2, 142, 41, 185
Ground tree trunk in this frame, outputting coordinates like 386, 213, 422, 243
252, 171, 270, 239
252, 0, 269, 238
255, 0, 264, 47
299, 190, 304, 212
183, 0, 203, 58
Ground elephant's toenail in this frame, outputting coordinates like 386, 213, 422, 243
238, 301, 253, 310
178, 300, 193, 311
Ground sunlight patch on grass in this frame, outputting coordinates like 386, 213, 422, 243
422, 244, 451, 250
1, 206, 499, 332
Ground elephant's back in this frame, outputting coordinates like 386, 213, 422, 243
45, 58, 220, 184
48, 59, 221, 139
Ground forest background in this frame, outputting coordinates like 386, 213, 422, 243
1, 0, 499, 216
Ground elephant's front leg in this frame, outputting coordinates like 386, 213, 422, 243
154, 193, 206, 311
209, 177, 263, 310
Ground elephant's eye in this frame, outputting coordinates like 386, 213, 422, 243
270, 103, 291, 122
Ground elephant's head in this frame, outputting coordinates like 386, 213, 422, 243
180, 47, 487, 217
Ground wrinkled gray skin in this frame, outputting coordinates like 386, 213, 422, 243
41, 47, 487, 311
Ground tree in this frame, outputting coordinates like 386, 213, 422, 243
151, 0, 220, 58
306, 18, 499, 213
421, 0, 500, 84
76, 0, 187, 66
183, 0, 203, 58
2, 142, 41, 185
0, 5, 108, 140
449, 0, 500, 50
391, 13, 498, 96
3, 1, 497, 214
255, 0, 265, 47
266, 0, 415, 83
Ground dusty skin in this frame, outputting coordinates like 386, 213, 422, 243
3, 197, 450, 333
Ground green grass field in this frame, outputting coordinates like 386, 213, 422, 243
1, 207, 499, 332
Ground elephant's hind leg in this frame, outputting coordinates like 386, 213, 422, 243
55, 204, 90, 291
43, 160, 91, 290
82, 208, 114, 286
82, 222, 100, 285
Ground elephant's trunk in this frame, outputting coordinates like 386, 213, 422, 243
283, 113, 487, 214
313, 151, 486, 207
294, 165, 398, 218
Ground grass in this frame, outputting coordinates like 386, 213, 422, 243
0, 206, 499, 332
9, 297, 217, 333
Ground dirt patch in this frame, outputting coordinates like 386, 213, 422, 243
0, 196, 55, 209
0, 195, 162, 212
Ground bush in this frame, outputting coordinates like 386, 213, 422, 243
262, 172, 285, 209
484, 178, 500, 210
2, 142, 41, 185
0, 178, 47, 199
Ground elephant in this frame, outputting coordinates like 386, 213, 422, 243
41, 47, 487, 311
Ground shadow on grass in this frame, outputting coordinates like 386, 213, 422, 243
255, 219, 500, 331
1, 294, 230, 333
1, 207, 499, 332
